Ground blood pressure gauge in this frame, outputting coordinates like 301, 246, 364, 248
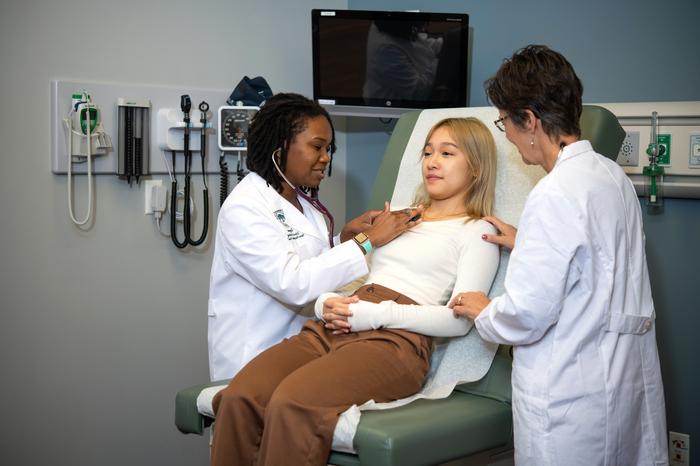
218, 106, 259, 151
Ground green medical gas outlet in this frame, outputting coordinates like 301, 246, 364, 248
657, 134, 671, 165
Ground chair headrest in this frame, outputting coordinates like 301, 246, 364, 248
380, 107, 541, 227
580, 105, 625, 160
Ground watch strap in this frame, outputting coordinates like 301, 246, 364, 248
353, 233, 373, 255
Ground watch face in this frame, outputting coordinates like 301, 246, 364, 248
354, 232, 368, 243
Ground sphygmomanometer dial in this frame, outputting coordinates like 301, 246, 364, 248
220, 108, 252, 149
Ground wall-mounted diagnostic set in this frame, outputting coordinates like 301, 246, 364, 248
51, 80, 232, 250
52, 80, 700, 250
165, 95, 211, 249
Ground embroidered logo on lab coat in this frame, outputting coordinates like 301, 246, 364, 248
274, 209, 304, 240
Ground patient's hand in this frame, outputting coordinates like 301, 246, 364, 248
322, 295, 358, 333
481, 216, 517, 250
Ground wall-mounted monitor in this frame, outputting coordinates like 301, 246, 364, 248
312, 9, 469, 117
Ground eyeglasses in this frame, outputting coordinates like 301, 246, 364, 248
494, 115, 508, 132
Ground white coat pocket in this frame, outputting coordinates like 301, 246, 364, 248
511, 364, 551, 464
207, 298, 220, 379
207, 298, 217, 317
605, 311, 654, 334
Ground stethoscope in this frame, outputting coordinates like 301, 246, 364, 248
271, 149, 335, 248
171, 95, 210, 249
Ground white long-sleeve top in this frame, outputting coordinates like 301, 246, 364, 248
319, 215, 501, 453
316, 217, 499, 335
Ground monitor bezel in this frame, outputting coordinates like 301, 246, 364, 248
311, 9, 470, 112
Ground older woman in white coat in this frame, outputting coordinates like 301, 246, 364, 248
453, 45, 668, 466
208, 93, 422, 381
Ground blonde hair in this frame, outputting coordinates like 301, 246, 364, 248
413, 117, 497, 219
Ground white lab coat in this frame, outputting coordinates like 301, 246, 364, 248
475, 141, 668, 466
207, 172, 368, 381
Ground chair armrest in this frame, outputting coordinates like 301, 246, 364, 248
175, 380, 228, 434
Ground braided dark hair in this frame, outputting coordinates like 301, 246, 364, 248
485, 44, 583, 139
246, 93, 336, 193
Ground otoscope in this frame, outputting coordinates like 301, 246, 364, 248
170, 96, 210, 248
185, 101, 209, 246
170, 95, 191, 249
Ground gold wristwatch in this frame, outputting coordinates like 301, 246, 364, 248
352, 232, 373, 255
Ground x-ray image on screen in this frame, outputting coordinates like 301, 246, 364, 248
312, 10, 469, 110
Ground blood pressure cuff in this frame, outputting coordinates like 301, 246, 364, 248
227, 76, 273, 106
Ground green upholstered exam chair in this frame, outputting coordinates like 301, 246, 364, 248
174, 105, 624, 466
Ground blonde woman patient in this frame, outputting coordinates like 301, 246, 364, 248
210, 117, 500, 466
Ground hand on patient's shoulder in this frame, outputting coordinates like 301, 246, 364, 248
481, 216, 517, 250
450, 291, 490, 320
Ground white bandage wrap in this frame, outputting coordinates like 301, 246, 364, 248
348, 300, 470, 337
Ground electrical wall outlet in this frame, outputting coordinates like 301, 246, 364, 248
669, 431, 690, 466
144, 179, 163, 214
617, 131, 640, 166
689, 134, 700, 168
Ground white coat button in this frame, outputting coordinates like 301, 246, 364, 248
643, 320, 652, 332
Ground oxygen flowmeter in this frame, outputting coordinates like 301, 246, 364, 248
643, 111, 665, 208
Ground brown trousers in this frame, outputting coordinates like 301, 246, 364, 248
210, 284, 432, 466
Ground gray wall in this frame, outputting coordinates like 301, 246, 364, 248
346, 0, 700, 450
2, 1, 698, 465
0, 0, 345, 465
643, 200, 700, 443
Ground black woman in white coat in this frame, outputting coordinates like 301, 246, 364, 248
208, 93, 422, 381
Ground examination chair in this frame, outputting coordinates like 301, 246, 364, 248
174, 105, 624, 466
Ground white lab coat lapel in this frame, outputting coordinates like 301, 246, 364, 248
248, 174, 329, 246
208, 172, 369, 381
